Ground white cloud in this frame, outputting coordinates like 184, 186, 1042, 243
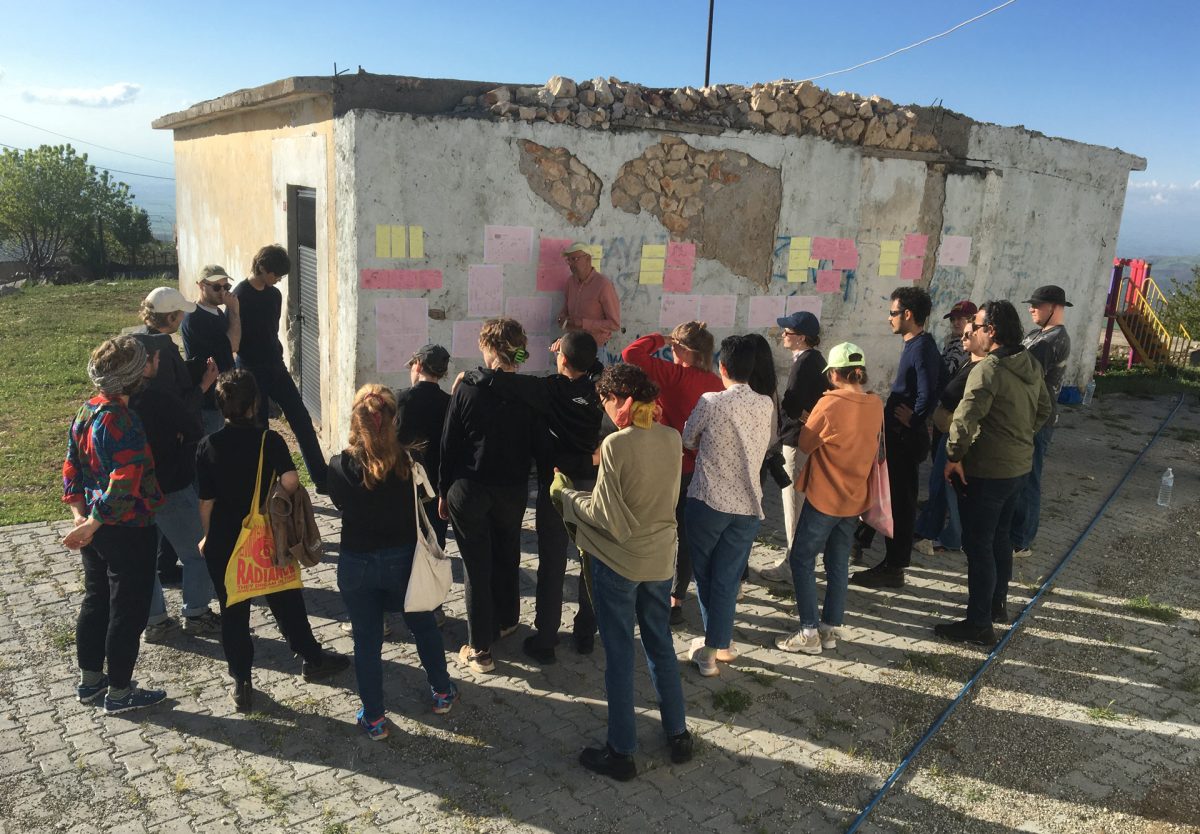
1149, 192, 1169, 205
21, 82, 141, 108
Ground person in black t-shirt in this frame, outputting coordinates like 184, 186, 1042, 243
181, 264, 241, 436
196, 370, 347, 712
329, 385, 458, 741
397, 344, 452, 547
230, 245, 328, 492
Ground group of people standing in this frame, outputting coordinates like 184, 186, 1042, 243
61, 236, 1073, 782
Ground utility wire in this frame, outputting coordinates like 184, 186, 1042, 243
0, 141, 175, 181
0, 112, 174, 167
801, 0, 1018, 83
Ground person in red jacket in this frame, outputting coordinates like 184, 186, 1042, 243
621, 321, 723, 625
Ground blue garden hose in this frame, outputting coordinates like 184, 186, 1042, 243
845, 393, 1186, 833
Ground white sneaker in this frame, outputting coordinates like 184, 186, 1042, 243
914, 539, 935, 557
775, 629, 822, 655
818, 625, 838, 650
339, 619, 393, 638
690, 644, 719, 676
759, 559, 793, 584
690, 636, 736, 663
1012, 548, 1033, 559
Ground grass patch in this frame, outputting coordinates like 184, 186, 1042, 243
1176, 672, 1200, 695
46, 621, 75, 653
1094, 366, 1200, 399
0, 278, 165, 525
244, 768, 288, 816
901, 651, 947, 675
765, 585, 795, 601
748, 671, 778, 688
1122, 595, 1182, 623
712, 687, 753, 714
1085, 700, 1130, 723
321, 824, 351, 834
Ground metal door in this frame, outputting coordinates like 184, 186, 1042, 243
294, 187, 321, 421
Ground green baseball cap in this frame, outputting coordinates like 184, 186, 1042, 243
823, 341, 867, 372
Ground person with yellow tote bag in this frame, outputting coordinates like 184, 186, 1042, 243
197, 370, 348, 712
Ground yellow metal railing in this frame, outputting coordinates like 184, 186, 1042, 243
1114, 274, 1194, 370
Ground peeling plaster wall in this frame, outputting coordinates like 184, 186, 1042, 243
340, 110, 1139, 432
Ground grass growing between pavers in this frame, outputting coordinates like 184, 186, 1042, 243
0, 277, 166, 525
1121, 594, 1182, 623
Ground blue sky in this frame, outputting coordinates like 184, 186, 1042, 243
1, 0, 1196, 254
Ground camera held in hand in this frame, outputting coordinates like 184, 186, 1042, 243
764, 450, 792, 489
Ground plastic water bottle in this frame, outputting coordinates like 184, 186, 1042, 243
1082, 379, 1096, 406
1157, 468, 1174, 508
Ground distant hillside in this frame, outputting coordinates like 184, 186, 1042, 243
1144, 255, 1200, 289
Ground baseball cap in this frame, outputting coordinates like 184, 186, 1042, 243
198, 265, 231, 283
562, 242, 592, 256
1023, 285, 1073, 307
943, 300, 978, 320
822, 341, 867, 372
408, 344, 450, 376
143, 286, 196, 315
775, 311, 820, 338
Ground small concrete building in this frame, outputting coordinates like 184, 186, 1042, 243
154, 73, 1145, 452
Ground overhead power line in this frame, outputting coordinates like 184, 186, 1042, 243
801, 0, 1019, 83
0, 112, 174, 167
0, 141, 175, 181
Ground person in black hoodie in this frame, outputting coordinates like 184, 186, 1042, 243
397, 344, 452, 548
462, 330, 604, 665
439, 318, 548, 674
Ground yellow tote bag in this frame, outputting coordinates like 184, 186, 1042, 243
224, 433, 302, 606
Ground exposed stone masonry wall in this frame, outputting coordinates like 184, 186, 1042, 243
456, 75, 941, 154
517, 141, 602, 226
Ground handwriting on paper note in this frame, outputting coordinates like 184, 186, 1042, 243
903, 234, 928, 259
537, 238, 573, 292
376, 299, 428, 374
900, 258, 924, 280
660, 295, 699, 328
451, 320, 484, 358
505, 296, 555, 334
520, 333, 554, 374
816, 270, 842, 293
697, 295, 737, 328
937, 235, 971, 267
879, 240, 902, 277
484, 225, 533, 264
786, 295, 823, 319
748, 296, 787, 328
360, 269, 442, 290
467, 265, 504, 318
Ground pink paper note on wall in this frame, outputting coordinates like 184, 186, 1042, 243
833, 239, 859, 270
484, 225, 533, 264
375, 299, 428, 374
811, 237, 839, 260
786, 295, 823, 319
660, 295, 699, 328
937, 235, 971, 267
666, 241, 696, 268
467, 265, 504, 318
663, 266, 694, 293
520, 333, 554, 374
537, 237, 573, 291
697, 295, 737, 328
505, 296, 555, 334
816, 270, 842, 293
360, 269, 442, 290
900, 258, 924, 280
903, 233, 928, 258
451, 320, 484, 358
748, 296, 787, 328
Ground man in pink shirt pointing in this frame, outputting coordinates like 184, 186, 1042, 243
558, 242, 621, 350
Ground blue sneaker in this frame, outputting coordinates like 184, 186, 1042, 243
356, 708, 389, 741
103, 687, 167, 715
431, 683, 459, 715
77, 675, 109, 704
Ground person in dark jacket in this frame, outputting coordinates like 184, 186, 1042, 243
851, 286, 941, 588
181, 265, 241, 437
397, 344, 452, 547
439, 318, 547, 674
329, 384, 457, 741
761, 310, 830, 583
938, 301, 1051, 645
463, 330, 604, 664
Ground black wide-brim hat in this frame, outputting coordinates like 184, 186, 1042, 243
1022, 285, 1073, 307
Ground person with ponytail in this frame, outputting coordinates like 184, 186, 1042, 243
438, 318, 547, 674
553, 363, 692, 780
328, 385, 457, 740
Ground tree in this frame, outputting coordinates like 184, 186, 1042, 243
1164, 266, 1200, 338
110, 203, 154, 268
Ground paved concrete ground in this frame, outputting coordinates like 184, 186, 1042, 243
1, 394, 1197, 833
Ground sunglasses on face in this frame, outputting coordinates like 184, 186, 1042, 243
888, 309, 904, 317
204, 282, 231, 292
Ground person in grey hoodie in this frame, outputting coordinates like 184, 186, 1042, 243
938, 300, 1051, 646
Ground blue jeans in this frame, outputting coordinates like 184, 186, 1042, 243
1010, 425, 1053, 550
684, 498, 760, 649
915, 435, 963, 550
338, 544, 451, 721
957, 475, 1023, 627
589, 558, 687, 755
148, 486, 216, 621
788, 501, 857, 628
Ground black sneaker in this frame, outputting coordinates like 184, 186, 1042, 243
230, 679, 253, 713
579, 744, 637, 781
76, 674, 109, 704
103, 686, 167, 715
669, 605, 684, 626
573, 632, 595, 655
301, 650, 351, 682
933, 619, 996, 647
991, 603, 1010, 624
522, 635, 557, 665
668, 730, 694, 764
849, 564, 905, 589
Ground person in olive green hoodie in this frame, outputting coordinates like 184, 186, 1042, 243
939, 300, 1051, 646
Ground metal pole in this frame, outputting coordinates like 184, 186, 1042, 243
704, 0, 715, 87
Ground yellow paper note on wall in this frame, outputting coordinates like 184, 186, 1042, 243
642, 244, 666, 259
390, 225, 407, 259
409, 226, 424, 259
375, 225, 391, 259
639, 257, 666, 284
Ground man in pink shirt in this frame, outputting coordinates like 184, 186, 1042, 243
557, 242, 621, 349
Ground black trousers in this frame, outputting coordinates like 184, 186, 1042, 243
446, 478, 527, 653
855, 426, 928, 569
77, 525, 158, 689
241, 360, 328, 489
672, 470, 700, 600
206, 545, 322, 682
531, 476, 596, 648
957, 475, 1023, 626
